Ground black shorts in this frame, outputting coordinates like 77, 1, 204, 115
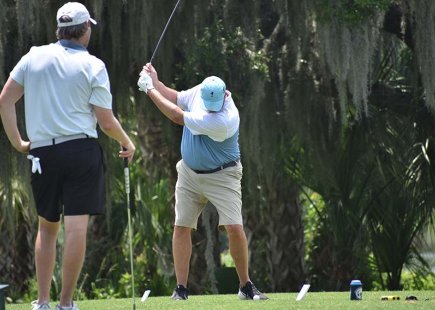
29, 138, 105, 222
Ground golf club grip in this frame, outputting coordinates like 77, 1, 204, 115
122, 147, 129, 168
122, 147, 130, 195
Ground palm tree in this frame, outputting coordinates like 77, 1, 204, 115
0, 157, 35, 297
285, 1, 435, 291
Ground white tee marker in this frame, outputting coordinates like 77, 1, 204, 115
141, 290, 151, 302
296, 284, 311, 301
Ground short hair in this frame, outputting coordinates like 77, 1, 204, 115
56, 15, 88, 40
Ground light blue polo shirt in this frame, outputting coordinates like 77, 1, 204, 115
177, 85, 240, 171
10, 40, 112, 142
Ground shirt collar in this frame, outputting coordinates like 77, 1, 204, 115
58, 39, 87, 51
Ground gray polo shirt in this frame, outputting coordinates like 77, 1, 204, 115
10, 40, 112, 142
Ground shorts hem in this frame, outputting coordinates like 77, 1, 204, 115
174, 222, 198, 230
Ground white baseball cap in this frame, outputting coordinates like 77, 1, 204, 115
57, 2, 97, 27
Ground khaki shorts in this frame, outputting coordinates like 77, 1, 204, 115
175, 159, 243, 229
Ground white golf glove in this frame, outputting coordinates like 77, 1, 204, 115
137, 72, 155, 94
27, 155, 42, 174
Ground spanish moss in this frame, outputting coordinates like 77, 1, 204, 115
317, 13, 381, 119
411, 0, 435, 111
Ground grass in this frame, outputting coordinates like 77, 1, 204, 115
7, 291, 435, 309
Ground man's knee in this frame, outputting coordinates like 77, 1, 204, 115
224, 224, 244, 236
38, 217, 61, 236
64, 215, 89, 236
173, 225, 192, 238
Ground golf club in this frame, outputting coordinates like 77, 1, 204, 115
149, 0, 182, 64
123, 151, 136, 310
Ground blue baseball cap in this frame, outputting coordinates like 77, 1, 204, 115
200, 76, 226, 112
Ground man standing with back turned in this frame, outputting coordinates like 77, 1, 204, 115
137, 63, 268, 301
0, 3, 135, 310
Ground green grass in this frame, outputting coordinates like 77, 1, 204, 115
7, 291, 435, 309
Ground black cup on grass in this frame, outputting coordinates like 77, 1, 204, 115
350, 280, 362, 300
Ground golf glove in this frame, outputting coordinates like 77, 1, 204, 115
137, 72, 155, 94
27, 155, 42, 174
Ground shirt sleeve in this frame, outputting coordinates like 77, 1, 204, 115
89, 60, 112, 109
184, 111, 228, 142
177, 85, 200, 111
10, 50, 32, 86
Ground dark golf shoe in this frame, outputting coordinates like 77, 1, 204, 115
238, 281, 269, 300
171, 284, 189, 300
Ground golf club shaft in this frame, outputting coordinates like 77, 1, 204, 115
149, 0, 182, 64
127, 207, 136, 310
123, 154, 136, 310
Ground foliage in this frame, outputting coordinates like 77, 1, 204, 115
315, 0, 395, 25
178, 19, 270, 99
287, 27, 435, 291
401, 271, 435, 290
76, 152, 175, 299
363, 84, 435, 288
365, 35, 435, 290
286, 108, 378, 289
0, 172, 35, 297
130, 175, 175, 296
411, 0, 435, 111
300, 191, 325, 262
366, 133, 435, 289
375, 44, 414, 93
220, 250, 236, 268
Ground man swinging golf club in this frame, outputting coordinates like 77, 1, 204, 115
137, 64, 268, 301
0, 2, 135, 310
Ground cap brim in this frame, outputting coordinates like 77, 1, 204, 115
201, 99, 222, 112
90, 18, 97, 25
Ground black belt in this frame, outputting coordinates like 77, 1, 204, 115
193, 160, 239, 174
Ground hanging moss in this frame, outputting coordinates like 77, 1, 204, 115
0, 0, 4, 85
410, 0, 435, 111
315, 0, 394, 25
317, 5, 382, 120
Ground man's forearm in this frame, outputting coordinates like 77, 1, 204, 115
154, 80, 178, 103
0, 104, 24, 150
94, 106, 134, 147
0, 77, 27, 152
147, 89, 184, 125
100, 119, 133, 147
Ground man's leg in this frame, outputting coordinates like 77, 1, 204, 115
172, 225, 192, 286
35, 217, 61, 303
59, 215, 89, 307
224, 224, 250, 285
